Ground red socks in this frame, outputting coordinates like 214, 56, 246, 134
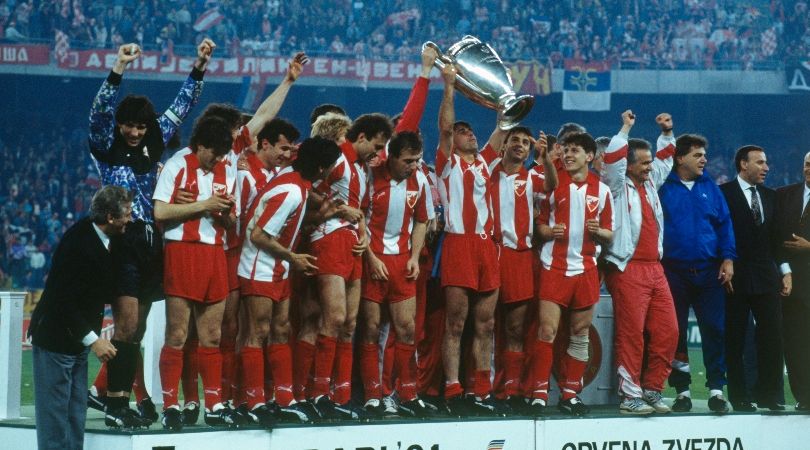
181, 338, 199, 404
220, 341, 237, 402
502, 351, 524, 398
333, 341, 353, 405
267, 343, 294, 407
132, 351, 149, 402
528, 340, 553, 401
239, 346, 265, 409
198, 346, 223, 410
293, 340, 316, 401
159, 346, 183, 408
360, 342, 381, 401
560, 354, 587, 400
394, 342, 417, 402
312, 335, 337, 398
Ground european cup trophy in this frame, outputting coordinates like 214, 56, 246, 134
422, 36, 534, 130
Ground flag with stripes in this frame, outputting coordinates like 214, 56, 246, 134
54, 29, 70, 63
193, 8, 225, 32
487, 440, 506, 450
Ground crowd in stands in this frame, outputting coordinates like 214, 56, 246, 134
0, 0, 806, 70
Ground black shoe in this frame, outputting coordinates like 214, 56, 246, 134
106, 405, 151, 429
526, 398, 547, 416
468, 396, 500, 416
295, 400, 322, 421
182, 402, 200, 425
314, 395, 342, 421
445, 395, 469, 417
671, 395, 692, 412
506, 396, 530, 415
796, 401, 810, 412
245, 404, 275, 428
233, 403, 253, 424
88, 389, 107, 412
204, 404, 245, 427
558, 396, 590, 417
398, 398, 438, 418
137, 397, 159, 422
334, 401, 371, 420
276, 401, 316, 422
757, 401, 786, 411
161, 407, 183, 431
732, 401, 757, 412
363, 398, 386, 418
708, 395, 729, 414
418, 395, 444, 415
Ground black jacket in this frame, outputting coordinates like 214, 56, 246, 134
776, 183, 810, 303
28, 218, 117, 354
720, 179, 782, 296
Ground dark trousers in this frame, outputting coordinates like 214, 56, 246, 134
33, 345, 89, 450
725, 291, 783, 405
664, 262, 727, 393
783, 293, 810, 405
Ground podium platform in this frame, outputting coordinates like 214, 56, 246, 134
1, 402, 807, 450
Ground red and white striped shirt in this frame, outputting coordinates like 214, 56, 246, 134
153, 150, 236, 246
224, 126, 256, 251
238, 167, 309, 282
365, 164, 435, 255
435, 144, 494, 236
538, 172, 614, 275
310, 141, 367, 242
488, 160, 544, 250
233, 152, 276, 247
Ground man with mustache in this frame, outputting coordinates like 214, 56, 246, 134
658, 134, 736, 413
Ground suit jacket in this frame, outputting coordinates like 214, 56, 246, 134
720, 180, 781, 296
28, 218, 117, 354
775, 183, 810, 303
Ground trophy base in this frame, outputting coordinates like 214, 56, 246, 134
498, 94, 535, 130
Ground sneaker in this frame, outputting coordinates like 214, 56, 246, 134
161, 406, 183, 431
620, 397, 655, 415
526, 398, 547, 416
105, 405, 152, 429
398, 398, 438, 418
334, 401, 371, 420
245, 404, 275, 428
382, 394, 400, 417
87, 388, 107, 412
418, 394, 444, 414
277, 401, 316, 423
558, 396, 590, 416
313, 395, 342, 421
445, 395, 469, 417
643, 390, 671, 413
182, 401, 200, 425
363, 398, 385, 418
233, 403, 253, 424
708, 395, 729, 414
137, 397, 159, 422
506, 396, 529, 416
296, 400, 322, 421
468, 396, 498, 416
671, 395, 692, 412
204, 403, 245, 427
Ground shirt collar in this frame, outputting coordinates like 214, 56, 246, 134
92, 223, 111, 251
736, 175, 757, 192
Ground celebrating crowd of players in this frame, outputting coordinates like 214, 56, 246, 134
76, 40, 810, 431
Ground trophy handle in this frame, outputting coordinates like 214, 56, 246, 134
422, 41, 453, 70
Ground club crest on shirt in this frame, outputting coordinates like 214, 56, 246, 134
586, 194, 599, 213
213, 183, 227, 196
514, 179, 527, 197
406, 190, 419, 208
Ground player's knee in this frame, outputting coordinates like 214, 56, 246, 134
271, 319, 291, 343
165, 327, 188, 348
396, 320, 416, 344
538, 324, 557, 342
446, 317, 466, 337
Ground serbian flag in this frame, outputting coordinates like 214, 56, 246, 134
562, 60, 611, 111
193, 8, 225, 32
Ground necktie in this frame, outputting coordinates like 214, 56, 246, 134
801, 192, 810, 225
749, 186, 762, 226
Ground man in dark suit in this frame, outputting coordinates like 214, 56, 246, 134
720, 146, 791, 412
29, 186, 132, 449
775, 151, 810, 412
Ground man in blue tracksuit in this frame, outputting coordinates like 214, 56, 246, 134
658, 133, 736, 414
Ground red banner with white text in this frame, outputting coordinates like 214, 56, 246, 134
0, 44, 50, 65
54, 50, 551, 95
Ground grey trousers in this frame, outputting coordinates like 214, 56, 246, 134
33, 345, 89, 450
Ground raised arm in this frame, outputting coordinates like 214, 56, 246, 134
533, 131, 558, 192
88, 44, 141, 156
601, 110, 634, 195
245, 52, 308, 137
395, 46, 436, 133
158, 38, 216, 145
438, 64, 457, 160
651, 113, 676, 189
